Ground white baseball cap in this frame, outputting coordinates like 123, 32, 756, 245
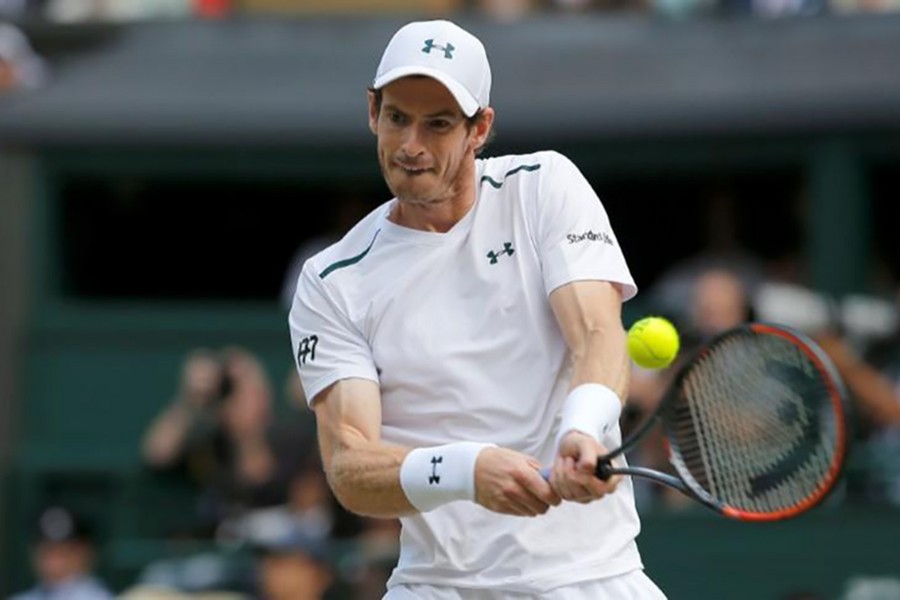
373, 20, 492, 117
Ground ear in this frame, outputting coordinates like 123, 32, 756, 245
367, 90, 379, 135
469, 107, 495, 152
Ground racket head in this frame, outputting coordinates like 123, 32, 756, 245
662, 322, 851, 522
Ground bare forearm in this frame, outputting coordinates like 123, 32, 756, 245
327, 442, 415, 518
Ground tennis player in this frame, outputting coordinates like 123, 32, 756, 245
289, 19, 665, 599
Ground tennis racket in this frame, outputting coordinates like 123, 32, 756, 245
546, 322, 851, 522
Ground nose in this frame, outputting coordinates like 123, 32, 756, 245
400, 124, 426, 159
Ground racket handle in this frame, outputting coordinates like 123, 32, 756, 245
596, 460, 613, 480
539, 462, 613, 481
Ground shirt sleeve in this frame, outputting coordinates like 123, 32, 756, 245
288, 264, 379, 406
534, 152, 638, 301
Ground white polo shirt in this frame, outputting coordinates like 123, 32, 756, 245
289, 150, 643, 593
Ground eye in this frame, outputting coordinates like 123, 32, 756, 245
429, 119, 452, 130
387, 111, 406, 125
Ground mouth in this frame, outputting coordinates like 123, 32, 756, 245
394, 163, 432, 176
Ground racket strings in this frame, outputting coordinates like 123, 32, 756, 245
671, 333, 839, 514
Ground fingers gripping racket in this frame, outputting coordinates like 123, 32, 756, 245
552, 322, 851, 522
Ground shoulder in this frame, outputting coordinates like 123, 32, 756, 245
477, 151, 580, 191
299, 202, 389, 283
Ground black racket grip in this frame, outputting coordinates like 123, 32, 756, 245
540, 460, 615, 481
595, 460, 614, 480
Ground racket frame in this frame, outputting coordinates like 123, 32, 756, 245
599, 321, 852, 521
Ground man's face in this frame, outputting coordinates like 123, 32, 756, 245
34, 541, 92, 584
692, 270, 747, 337
259, 552, 333, 600
368, 76, 491, 207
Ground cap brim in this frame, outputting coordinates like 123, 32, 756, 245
373, 66, 480, 117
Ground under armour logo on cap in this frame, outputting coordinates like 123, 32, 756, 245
373, 20, 492, 117
422, 39, 455, 59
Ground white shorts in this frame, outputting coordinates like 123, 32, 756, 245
383, 569, 667, 600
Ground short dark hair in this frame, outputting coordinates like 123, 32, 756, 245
368, 86, 495, 156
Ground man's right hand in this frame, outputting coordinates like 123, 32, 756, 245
474, 447, 562, 517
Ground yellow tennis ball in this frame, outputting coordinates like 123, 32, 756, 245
627, 316, 680, 369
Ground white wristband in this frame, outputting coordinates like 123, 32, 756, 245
555, 383, 622, 450
399, 442, 495, 513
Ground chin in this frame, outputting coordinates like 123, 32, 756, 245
395, 191, 435, 205
391, 181, 438, 205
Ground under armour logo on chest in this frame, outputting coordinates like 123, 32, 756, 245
422, 39, 455, 59
487, 242, 515, 265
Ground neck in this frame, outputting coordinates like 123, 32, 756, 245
391, 157, 477, 233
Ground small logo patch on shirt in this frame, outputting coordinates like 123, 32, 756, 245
567, 230, 614, 245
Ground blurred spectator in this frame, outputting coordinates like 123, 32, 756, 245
247, 524, 335, 600
124, 550, 253, 598
222, 450, 352, 552
551, 0, 653, 12
474, 0, 655, 13
121, 587, 246, 600
346, 518, 401, 600
43, 0, 190, 22
475, 0, 534, 20
716, 0, 827, 16
650, 0, 710, 17
141, 346, 315, 536
830, 0, 900, 12
0, 24, 48, 95
688, 266, 753, 343
9, 506, 113, 600
647, 250, 765, 336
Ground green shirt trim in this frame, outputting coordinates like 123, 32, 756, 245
319, 229, 381, 279
480, 163, 541, 189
